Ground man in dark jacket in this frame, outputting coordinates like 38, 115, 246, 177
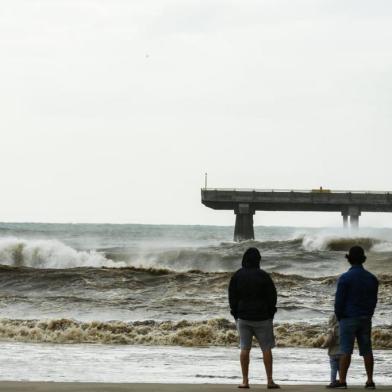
228, 247, 279, 389
333, 246, 378, 389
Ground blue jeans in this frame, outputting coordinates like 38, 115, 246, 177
339, 317, 372, 356
329, 355, 341, 382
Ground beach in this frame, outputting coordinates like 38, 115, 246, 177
1, 383, 392, 392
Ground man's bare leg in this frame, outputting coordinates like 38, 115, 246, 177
262, 349, 279, 387
363, 353, 374, 384
339, 353, 351, 383
239, 349, 250, 387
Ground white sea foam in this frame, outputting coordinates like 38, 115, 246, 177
301, 234, 329, 251
0, 237, 124, 269
371, 241, 392, 252
301, 232, 392, 252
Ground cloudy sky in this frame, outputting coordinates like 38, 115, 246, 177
1, 0, 392, 226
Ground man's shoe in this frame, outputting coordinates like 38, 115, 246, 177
327, 381, 347, 389
326, 381, 339, 388
365, 381, 376, 389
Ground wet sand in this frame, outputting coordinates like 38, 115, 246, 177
0, 383, 391, 392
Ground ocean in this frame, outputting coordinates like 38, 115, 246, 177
0, 223, 391, 384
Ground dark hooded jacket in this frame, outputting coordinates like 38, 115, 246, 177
228, 255, 277, 321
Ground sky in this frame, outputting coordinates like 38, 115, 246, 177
1, 0, 392, 226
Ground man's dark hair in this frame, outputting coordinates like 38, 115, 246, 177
242, 247, 261, 268
345, 245, 366, 265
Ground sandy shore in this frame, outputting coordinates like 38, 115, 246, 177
0, 383, 392, 392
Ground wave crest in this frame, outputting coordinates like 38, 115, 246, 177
301, 235, 392, 252
0, 238, 122, 269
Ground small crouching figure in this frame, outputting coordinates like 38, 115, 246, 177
323, 314, 342, 388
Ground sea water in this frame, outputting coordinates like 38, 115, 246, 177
0, 223, 391, 384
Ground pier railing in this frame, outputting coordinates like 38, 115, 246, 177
202, 188, 392, 195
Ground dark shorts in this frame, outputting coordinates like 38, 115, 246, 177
236, 318, 275, 351
339, 317, 372, 356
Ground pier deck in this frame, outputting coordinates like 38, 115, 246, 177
201, 188, 392, 241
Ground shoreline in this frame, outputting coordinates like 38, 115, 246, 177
1, 383, 392, 392
1, 343, 391, 385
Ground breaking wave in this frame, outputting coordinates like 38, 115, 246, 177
1, 233, 392, 272
301, 235, 392, 252
0, 318, 391, 349
0, 238, 123, 269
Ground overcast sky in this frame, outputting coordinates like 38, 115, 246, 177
1, 0, 392, 226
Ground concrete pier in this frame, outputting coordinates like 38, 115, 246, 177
348, 206, 361, 229
234, 204, 255, 241
342, 212, 349, 228
201, 188, 392, 241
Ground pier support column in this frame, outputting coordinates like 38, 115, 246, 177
341, 212, 348, 228
234, 204, 255, 242
348, 207, 361, 229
